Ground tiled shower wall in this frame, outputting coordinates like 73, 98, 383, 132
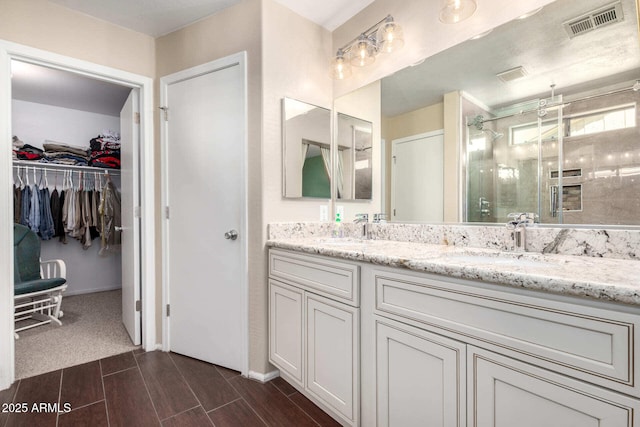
466, 89, 640, 225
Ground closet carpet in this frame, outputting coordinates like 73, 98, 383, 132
14, 290, 139, 380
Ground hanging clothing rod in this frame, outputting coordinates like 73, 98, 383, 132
12, 160, 121, 175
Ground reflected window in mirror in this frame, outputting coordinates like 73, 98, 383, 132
336, 113, 373, 200
282, 98, 331, 198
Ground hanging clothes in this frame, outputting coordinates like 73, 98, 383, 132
13, 184, 22, 223
28, 183, 40, 233
38, 187, 55, 240
50, 188, 66, 242
99, 178, 121, 254
20, 185, 31, 227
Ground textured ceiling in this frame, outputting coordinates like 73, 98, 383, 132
49, 0, 373, 36
381, 0, 640, 117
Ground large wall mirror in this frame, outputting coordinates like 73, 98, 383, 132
370, 0, 640, 226
336, 113, 373, 200
282, 98, 331, 198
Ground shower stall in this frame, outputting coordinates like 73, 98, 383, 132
464, 85, 640, 226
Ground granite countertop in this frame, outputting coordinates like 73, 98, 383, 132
267, 237, 640, 306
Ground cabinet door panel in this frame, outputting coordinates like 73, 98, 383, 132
376, 317, 466, 427
306, 293, 358, 424
469, 346, 639, 427
269, 280, 304, 385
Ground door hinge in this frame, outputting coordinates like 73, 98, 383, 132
393, 208, 396, 216
135, 300, 142, 312
393, 155, 396, 164
165, 206, 170, 219
134, 206, 141, 218
166, 304, 170, 317
159, 106, 168, 121
134, 112, 140, 124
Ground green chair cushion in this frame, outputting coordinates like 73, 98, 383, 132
14, 278, 66, 296
14, 224, 42, 283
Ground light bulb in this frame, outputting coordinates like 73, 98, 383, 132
350, 35, 376, 67
439, 0, 477, 24
330, 50, 352, 80
377, 17, 404, 54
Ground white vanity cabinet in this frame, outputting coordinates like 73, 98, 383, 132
469, 346, 638, 427
375, 316, 466, 427
361, 265, 640, 427
268, 249, 360, 426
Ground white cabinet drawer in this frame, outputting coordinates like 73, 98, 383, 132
373, 269, 638, 396
270, 249, 359, 306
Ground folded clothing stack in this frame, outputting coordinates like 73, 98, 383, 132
13, 136, 44, 160
89, 130, 121, 169
42, 141, 90, 166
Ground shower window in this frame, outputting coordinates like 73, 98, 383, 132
567, 104, 635, 136
510, 120, 560, 145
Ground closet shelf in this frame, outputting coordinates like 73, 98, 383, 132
13, 160, 121, 175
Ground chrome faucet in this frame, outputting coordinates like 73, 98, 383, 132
506, 212, 536, 252
372, 213, 387, 223
355, 213, 370, 239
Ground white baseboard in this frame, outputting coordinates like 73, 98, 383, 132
64, 285, 122, 297
248, 369, 279, 383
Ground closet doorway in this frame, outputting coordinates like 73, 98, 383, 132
0, 42, 156, 388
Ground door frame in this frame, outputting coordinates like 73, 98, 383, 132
0, 40, 156, 390
159, 52, 249, 376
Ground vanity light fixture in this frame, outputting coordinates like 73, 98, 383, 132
330, 14, 404, 80
439, 0, 477, 24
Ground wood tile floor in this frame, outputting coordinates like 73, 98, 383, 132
0, 350, 341, 427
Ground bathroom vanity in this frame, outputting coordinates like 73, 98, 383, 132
267, 230, 640, 427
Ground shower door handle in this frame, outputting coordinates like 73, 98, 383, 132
550, 186, 558, 217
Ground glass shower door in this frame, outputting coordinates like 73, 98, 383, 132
465, 97, 563, 224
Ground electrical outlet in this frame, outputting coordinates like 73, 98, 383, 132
320, 205, 329, 221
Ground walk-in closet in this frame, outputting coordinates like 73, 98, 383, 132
10, 60, 140, 379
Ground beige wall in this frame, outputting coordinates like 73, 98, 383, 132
384, 103, 444, 142
334, 81, 382, 221
155, 0, 266, 372
0, 0, 155, 77
260, 0, 333, 373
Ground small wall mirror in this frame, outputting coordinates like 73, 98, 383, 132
336, 113, 373, 200
282, 98, 331, 198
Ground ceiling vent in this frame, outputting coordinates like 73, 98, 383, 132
563, 1, 624, 38
496, 66, 528, 83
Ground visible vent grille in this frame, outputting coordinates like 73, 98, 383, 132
496, 66, 528, 83
563, 1, 623, 38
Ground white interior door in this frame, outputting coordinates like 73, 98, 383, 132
163, 55, 246, 372
391, 131, 444, 222
120, 89, 141, 345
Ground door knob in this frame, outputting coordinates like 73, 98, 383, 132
115, 226, 123, 232
224, 229, 238, 240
